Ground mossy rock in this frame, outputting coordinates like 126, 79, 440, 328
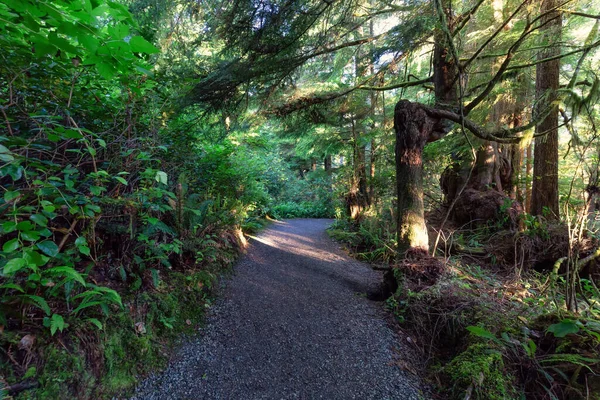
444, 343, 516, 400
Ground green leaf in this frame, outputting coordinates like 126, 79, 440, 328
547, 319, 580, 338
46, 266, 86, 286
90, 185, 105, 196
78, 34, 98, 52
87, 318, 103, 330
466, 326, 497, 341
155, 171, 168, 185
50, 314, 65, 336
30, 214, 49, 227
21, 295, 51, 316
21, 231, 41, 242
0, 283, 24, 292
16, 221, 33, 231
3, 238, 20, 252
4, 258, 27, 274
114, 176, 127, 185
107, 23, 129, 39
36, 241, 59, 257
23, 366, 37, 379
97, 61, 117, 79
2, 221, 17, 233
23, 250, 48, 267
4, 190, 20, 202
64, 129, 83, 139
129, 36, 159, 54
78, 245, 91, 256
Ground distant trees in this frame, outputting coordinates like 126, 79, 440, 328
166, 0, 600, 256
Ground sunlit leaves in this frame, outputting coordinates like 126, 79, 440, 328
129, 35, 159, 54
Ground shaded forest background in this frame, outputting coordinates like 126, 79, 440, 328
1, 0, 600, 398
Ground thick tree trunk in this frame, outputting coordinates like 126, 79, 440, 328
394, 0, 455, 254
395, 101, 440, 253
369, 138, 376, 204
347, 119, 369, 219
531, 0, 561, 218
324, 155, 332, 172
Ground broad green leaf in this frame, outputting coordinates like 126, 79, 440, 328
21, 231, 41, 242
3, 238, 20, 252
2, 221, 17, 233
64, 129, 83, 139
90, 186, 105, 196
547, 319, 580, 338
97, 62, 117, 79
155, 171, 168, 185
3, 258, 27, 274
129, 36, 159, 54
78, 34, 98, 52
107, 23, 129, 40
50, 313, 65, 336
36, 241, 59, 257
24, 250, 48, 267
16, 221, 33, 231
30, 214, 48, 227
114, 176, 127, 185
4, 190, 20, 202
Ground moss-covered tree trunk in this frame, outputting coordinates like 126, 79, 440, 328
395, 101, 440, 253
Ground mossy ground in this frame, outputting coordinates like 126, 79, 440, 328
1, 257, 235, 399
330, 217, 600, 400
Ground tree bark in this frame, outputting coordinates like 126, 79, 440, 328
394, 0, 456, 254
531, 0, 561, 218
525, 142, 533, 212
395, 101, 442, 253
347, 118, 369, 219
324, 155, 332, 172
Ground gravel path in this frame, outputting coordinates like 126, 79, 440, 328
131, 219, 424, 400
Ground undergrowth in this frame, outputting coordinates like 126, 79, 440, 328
1, 236, 239, 399
330, 211, 600, 400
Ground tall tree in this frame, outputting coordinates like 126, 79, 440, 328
394, 0, 457, 253
530, 0, 562, 218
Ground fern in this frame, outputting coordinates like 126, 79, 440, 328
44, 266, 86, 287
21, 295, 51, 316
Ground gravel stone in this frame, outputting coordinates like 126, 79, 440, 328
131, 219, 424, 400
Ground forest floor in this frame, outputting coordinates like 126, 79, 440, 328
130, 219, 425, 400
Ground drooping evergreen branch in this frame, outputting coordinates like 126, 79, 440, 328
463, 16, 536, 115
461, 0, 532, 71
505, 38, 600, 71
451, 0, 486, 37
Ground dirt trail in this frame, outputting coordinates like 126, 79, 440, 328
132, 219, 423, 399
